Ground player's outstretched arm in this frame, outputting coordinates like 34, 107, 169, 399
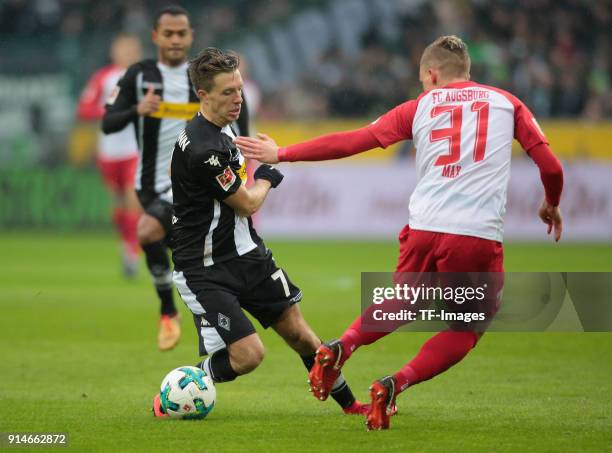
234, 133, 280, 164
235, 126, 381, 163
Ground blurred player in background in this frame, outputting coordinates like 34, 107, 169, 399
102, 5, 195, 351
153, 47, 368, 418
77, 34, 142, 278
235, 35, 564, 430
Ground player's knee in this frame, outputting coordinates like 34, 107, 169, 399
229, 339, 265, 375
138, 216, 164, 245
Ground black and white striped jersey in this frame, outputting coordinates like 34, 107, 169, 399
103, 59, 199, 196
171, 112, 264, 271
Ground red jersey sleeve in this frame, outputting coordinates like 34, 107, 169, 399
512, 97, 549, 152
278, 127, 380, 162
367, 99, 418, 148
77, 68, 106, 120
277, 99, 419, 162
527, 142, 563, 207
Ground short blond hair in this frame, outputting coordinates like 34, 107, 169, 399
420, 35, 471, 78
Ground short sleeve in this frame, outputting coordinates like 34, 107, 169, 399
188, 147, 242, 200
367, 100, 418, 148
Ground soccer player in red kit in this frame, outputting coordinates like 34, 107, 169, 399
235, 35, 564, 430
77, 34, 143, 277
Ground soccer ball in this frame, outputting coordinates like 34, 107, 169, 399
159, 366, 216, 419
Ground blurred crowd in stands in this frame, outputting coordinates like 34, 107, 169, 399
0, 0, 609, 120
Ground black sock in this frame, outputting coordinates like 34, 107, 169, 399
300, 353, 315, 371
142, 241, 176, 316
198, 349, 238, 383
300, 353, 356, 409
330, 377, 356, 409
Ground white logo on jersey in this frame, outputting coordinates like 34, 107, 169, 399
177, 130, 191, 152
532, 117, 545, 136
205, 155, 221, 167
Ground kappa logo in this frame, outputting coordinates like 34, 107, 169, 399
218, 313, 231, 331
215, 167, 236, 191
171, 215, 178, 225
205, 155, 221, 167
200, 317, 211, 327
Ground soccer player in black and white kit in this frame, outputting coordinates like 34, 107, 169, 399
152, 47, 369, 416
102, 7, 249, 351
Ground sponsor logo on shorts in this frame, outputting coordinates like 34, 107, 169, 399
215, 167, 236, 191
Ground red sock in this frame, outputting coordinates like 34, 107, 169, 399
340, 315, 391, 359
340, 296, 416, 359
123, 211, 140, 255
112, 207, 124, 237
393, 331, 479, 393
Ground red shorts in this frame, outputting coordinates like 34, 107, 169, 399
396, 225, 504, 273
97, 155, 138, 192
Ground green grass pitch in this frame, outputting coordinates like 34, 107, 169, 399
0, 233, 610, 452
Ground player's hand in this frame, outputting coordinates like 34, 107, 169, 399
254, 164, 284, 188
538, 200, 563, 242
137, 85, 161, 116
234, 133, 280, 164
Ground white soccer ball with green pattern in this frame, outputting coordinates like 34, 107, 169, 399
159, 366, 216, 419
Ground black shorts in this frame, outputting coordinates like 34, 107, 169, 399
136, 188, 173, 234
173, 247, 303, 356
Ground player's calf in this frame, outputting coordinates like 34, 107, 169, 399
199, 334, 265, 383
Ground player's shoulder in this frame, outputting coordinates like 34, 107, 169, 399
181, 115, 227, 159
130, 58, 157, 70
468, 82, 524, 108
187, 114, 226, 148
122, 59, 158, 79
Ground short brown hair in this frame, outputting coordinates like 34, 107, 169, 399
420, 35, 471, 78
189, 47, 240, 92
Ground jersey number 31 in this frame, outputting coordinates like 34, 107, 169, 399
429, 102, 490, 166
